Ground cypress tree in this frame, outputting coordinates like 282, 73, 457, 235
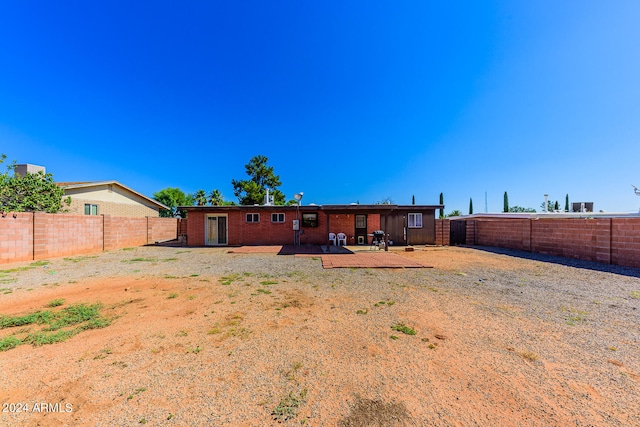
439, 192, 444, 219
412, 194, 415, 205
469, 197, 474, 215
503, 191, 509, 213
565, 194, 569, 212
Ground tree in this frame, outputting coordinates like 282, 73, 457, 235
193, 189, 207, 206
439, 192, 444, 219
565, 194, 570, 212
153, 187, 192, 217
469, 197, 473, 215
412, 194, 415, 205
447, 209, 462, 217
503, 191, 509, 213
231, 155, 285, 205
540, 200, 559, 212
208, 189, 224, 206
376, 196, 394, 205
0, 155, 70, 213
508, 206, 536, 213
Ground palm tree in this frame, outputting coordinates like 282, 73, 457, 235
208, 189, 223, 206
193, 189, 207, 206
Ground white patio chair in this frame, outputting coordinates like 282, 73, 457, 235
337, 232, 347, 246
328, 233, 337, 246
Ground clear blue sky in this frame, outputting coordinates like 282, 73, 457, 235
2, 1, 639, 213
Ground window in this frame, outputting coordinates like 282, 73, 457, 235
84, 204, 98, 215
301, 212, 318, 227
408, 212, 422, 228
246, 213, 259, 223
271, 213, 285, 223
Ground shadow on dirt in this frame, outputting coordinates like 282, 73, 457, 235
468, 245, 640, 279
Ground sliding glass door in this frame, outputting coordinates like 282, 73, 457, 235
206, 215, 228, 246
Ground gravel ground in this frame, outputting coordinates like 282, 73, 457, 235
0, 245, 639, 426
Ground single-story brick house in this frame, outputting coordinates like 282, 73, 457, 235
58, 181, 168, 218
182, 203, 444, 247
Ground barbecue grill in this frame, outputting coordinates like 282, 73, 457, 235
371, 230, 385, 250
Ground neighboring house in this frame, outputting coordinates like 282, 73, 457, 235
182, 203, 443, 247
58, 181, 168, 218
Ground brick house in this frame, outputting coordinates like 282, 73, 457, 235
183, 203, 443, 247
59, 181, 168, 218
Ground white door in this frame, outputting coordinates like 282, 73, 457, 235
206, 215, 228, 245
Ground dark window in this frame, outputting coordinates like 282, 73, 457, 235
84, 204, 98, 215
246, 213, 259, 223
271, 213, 285, 223
301, 212, 318, 227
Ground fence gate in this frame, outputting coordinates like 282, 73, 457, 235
450, 220, 466, 245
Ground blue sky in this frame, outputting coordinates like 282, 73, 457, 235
1, 1, 639, 213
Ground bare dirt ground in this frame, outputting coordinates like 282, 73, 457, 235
1, 245, 639, 426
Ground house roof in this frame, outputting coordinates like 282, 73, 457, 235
57, 180, 169, 210
182, 204, 444, 213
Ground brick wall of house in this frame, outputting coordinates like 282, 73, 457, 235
0, 213, 178, 264
186, 210, 383, 246
467, 216, 640, 269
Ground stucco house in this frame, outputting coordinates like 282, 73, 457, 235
182, 203, 443, 247
58, 181, 168, 218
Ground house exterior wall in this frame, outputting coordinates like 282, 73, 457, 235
67, 198, 159, 218
324, 213, 381, 246
186, 206, 442, 247
64, 184, 160, 217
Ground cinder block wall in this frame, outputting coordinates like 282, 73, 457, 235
0, 213, 34, 263
0, 213, 178, 264
435, 219, 450, 246
33, 213, 104, 259
468, 217, 640, 269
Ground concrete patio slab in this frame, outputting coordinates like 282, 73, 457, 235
321, 252, 430, 268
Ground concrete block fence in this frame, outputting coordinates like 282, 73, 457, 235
0, 212, 179, 264
463, 217, 640, 269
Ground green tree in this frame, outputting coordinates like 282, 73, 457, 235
153, 187, 192, 217
231, 155, 285, 205
439, 192, 444, 219
508, 206, 536, 213
208, 189, 224, 206
447, 209, 462, 217
0, 155, 70, 213
412, 194, 415, 205
540, 200, 559, 212
469, 197, 473, 215
376, 196, 394, 205
503, 191, 509, 213
193, 189, 207, 206
565, 194, 569, 212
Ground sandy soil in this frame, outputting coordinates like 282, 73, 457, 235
0, 245, 639, 426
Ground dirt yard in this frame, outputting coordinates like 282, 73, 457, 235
0, 245, 639, 426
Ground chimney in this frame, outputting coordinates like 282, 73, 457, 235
15, 164, 46, 176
